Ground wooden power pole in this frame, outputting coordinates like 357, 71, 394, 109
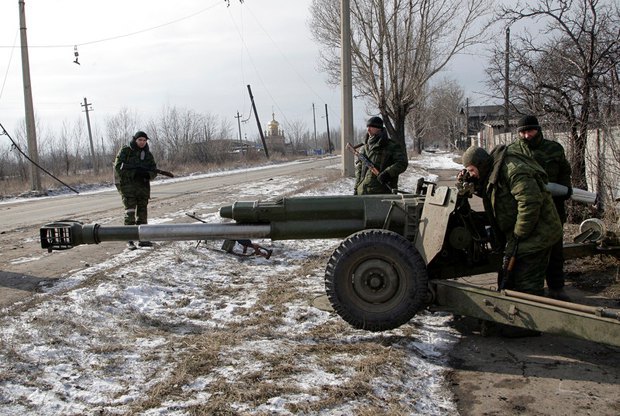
18, 0, 41, 191
81, 97, 98, 174
340, 0, 354, 176
247, 85, 269, 159
504, 27, 511, 134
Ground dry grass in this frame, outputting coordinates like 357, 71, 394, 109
0, 153, 316, 198
117, 238, 426, 415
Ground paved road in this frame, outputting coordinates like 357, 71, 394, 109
0, 157, 340, 306
1, 157, 340, 229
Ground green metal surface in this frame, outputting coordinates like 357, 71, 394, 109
219, 194, 423, 240
433, 280, 620, 347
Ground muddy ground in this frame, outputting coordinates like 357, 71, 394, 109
431, 168, 620, 416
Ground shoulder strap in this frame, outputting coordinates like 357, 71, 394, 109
488, 145, 507, 185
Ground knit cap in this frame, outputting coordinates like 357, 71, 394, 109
516, 115, 540, 133
133, 131, 149, 140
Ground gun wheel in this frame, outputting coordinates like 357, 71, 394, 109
325, 229, 428, 331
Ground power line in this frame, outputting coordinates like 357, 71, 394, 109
0, 30, 18, 100
0, 1, 223, 49
0, 122, 79, 194
226, 3, 330, 129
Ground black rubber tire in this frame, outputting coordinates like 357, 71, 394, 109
325, 229, 428, 331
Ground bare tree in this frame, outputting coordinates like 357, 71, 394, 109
153, 105, 205, 164
487, 0, 620, 190
284, 119, 311, 152
309, 0, 492, 151
54, 121, 74, 176
105, 108, 141, 157
420, 79, 466, 150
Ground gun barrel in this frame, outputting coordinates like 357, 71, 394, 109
41, 194, 425, 251
40, 222, 270, 251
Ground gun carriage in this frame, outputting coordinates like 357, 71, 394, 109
40, 180, 620, 347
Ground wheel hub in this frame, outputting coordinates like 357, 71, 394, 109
352, 259, 399, 303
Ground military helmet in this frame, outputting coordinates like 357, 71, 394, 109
462, 146, 492, 178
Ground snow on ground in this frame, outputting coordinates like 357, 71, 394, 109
0, 152, 464, 415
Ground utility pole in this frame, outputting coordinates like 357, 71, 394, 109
19, 0, 41, 191
325, 104, 332, 154
312, 103, 318, 151
504, 27, 510, 135
465, 97, 470, 146
340, 0, 354, 176
81, 97, 98, 174
247, 84, 269, 159
235, 111, 244, 158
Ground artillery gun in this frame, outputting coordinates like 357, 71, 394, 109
40, 181, 620, 347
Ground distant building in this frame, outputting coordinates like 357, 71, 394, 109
465, 104, 517, 148
265, 113, 287, 154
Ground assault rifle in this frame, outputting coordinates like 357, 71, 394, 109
120, 162, 174, 178
345, 142, 396, 194
185, 212, 272, 259
499, 238, 519, 291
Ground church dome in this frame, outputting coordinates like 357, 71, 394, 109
267, 113, 280, 136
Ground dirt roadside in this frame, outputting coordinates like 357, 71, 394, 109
430, 168, 620, 416
445, 272, 620, 416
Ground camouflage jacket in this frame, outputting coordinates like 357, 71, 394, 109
482, 145, 562, 255
511, 132, 572, 222
113, 141, 157, 198
354, 130, 408, 195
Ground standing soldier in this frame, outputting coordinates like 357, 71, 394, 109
114, 130, 158, 250
511, 115, 572, 301
354, 116, 408, 195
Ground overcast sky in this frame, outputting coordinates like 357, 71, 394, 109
0, 0, 490, 142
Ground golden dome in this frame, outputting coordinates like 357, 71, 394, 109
267, 113, 280, 135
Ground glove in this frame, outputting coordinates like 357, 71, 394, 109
377, 171, 392, 184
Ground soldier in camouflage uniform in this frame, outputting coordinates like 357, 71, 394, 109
510, 115, 572, 301
114, 131, 158, 250
354, 116, 408, 195
461, 145, 562, 296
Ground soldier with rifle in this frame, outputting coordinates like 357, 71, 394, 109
353, 116, 408, 195
114, 130, 172, 250
510, 115, 573, 301
460, 145, 562, 337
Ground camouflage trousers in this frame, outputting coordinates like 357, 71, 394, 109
499, 247, 552, 296
545, 232, 565, 290
122, 194, 149, 225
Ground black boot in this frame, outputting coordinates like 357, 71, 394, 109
500, 324, 541, 338
547, 287, 571, 302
